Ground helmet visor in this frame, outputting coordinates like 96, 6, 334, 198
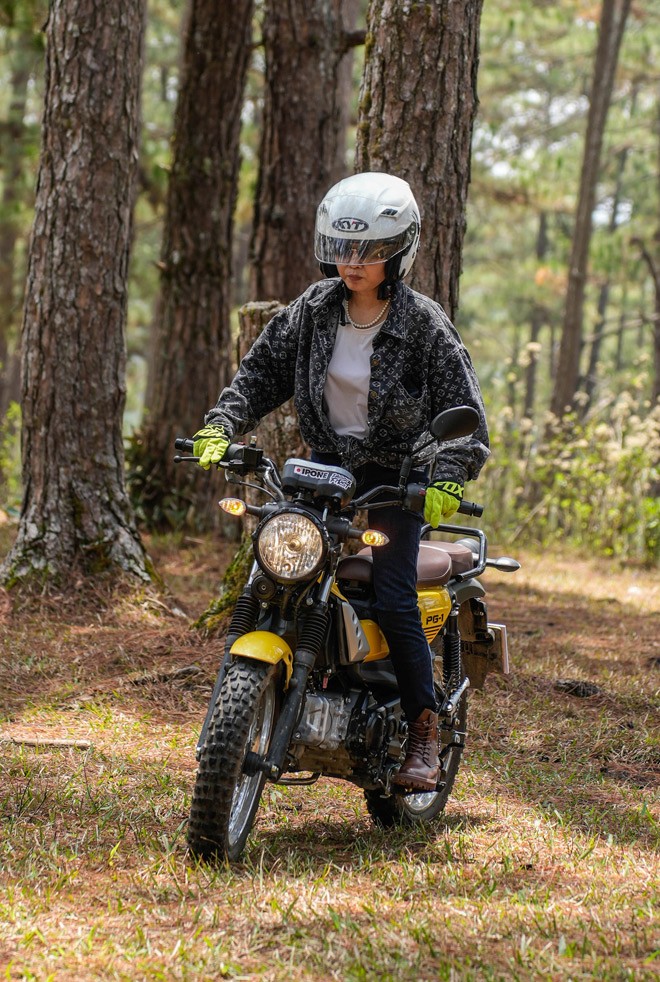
314, 230, 413, 267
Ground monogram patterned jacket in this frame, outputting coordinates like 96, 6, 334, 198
206, 278, 489, 484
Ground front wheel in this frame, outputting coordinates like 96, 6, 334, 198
365, 692, 467, 828
187, 659, 280, 861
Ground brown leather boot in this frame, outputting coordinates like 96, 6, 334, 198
392, 708, 439, 791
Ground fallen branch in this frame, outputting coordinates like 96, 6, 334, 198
0, 736, 92, 750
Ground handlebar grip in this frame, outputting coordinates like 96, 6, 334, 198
458, 499, 483, 517
173, 437, 246, 463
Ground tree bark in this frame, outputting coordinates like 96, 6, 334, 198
524, 212, 549, 420
134, 0, 254, 528
249, 0, 358, 304
1, 0, 151, 588
634, 241, 660, 408
0, 29, 41, 426
355, 0, 483, 321
582, 139, 631, 415
550, 0, 631, 417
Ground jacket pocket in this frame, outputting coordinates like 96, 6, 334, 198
388, 381, 426, 433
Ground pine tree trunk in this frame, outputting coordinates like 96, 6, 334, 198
524, 211, 549, 420
550, 0, 631, 417
355, 0, 483, 321
634, 242, 660, 408
0, 31, 39, 427
581, 141, 630, 416
249, 0, 359, 304
1, 0, 151, 588
135, 0, 254, 528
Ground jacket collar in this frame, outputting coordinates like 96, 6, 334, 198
309, 277, 409, 340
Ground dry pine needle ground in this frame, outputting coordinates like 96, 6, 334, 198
0, 528, 658, 980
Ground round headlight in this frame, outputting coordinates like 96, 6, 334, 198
256, 512, 326, 582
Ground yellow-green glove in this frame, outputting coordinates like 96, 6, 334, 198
193, 424, 230, 470
424, 480, 463, 526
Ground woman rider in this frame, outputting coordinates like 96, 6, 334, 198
193, 172, 489, 790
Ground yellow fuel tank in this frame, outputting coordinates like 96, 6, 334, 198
360, 588, 451, 662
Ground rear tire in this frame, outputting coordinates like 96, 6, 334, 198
365, 690, 467, 828
187, 659, 279, 862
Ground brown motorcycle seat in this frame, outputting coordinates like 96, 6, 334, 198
336, 540, 475, 589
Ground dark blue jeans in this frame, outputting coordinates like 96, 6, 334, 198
312, 454, 436, 721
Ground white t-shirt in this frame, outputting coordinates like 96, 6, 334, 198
323, 323, 381, 438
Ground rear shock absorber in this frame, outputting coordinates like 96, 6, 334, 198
441, 610, 469, 718
443, 610, 462, 693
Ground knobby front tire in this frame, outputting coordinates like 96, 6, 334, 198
187, 659, 280, 862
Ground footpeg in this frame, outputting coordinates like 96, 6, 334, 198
440, 675, 470, 718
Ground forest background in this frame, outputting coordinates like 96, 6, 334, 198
0, 0, 658, 574
0, 3, 658, 978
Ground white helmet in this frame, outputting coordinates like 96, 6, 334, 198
314, 172, 421, 283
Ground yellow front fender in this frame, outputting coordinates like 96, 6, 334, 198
229, 631, 293, 688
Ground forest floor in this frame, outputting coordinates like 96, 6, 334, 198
0, 525, 658, 981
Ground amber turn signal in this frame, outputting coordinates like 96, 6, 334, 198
218, 498, 247, 516
361, 529, 389, 547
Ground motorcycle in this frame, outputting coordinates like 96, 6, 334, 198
175, 406, 519, 861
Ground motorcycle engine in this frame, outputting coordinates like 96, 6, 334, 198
292, 691, 362, 750
287, 689, 403, 784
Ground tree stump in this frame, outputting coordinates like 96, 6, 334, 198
197, 300, 305, 632
236, 300, 305, 469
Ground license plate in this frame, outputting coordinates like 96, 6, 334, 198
461, 623, 510, 688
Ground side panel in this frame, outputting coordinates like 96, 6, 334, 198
418, 588, 452, 643
361, 619, 389, 662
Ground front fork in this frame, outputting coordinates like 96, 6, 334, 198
196, 589, 262, 758
244, 596, 331, 781
207, 575, 333, 781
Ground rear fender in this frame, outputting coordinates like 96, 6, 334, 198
230, 631, 293, 688
450, 578, 485, 605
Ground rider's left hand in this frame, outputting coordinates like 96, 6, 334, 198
424, 480, 464, 526
193, 424, 230, 470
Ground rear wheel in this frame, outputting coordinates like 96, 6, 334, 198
188, 659, 280, 861
365, 690, 467, 828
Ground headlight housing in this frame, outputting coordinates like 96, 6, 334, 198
255, 511, 327, 583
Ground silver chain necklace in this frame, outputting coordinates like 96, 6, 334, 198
344, 298, 390, 330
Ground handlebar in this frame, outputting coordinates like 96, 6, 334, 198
458, 499, 484, 518
353, 481, 483, 518
173, 437, 484, 517
173, 438, 255, 465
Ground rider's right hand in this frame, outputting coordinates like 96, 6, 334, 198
192, 424, 230, 470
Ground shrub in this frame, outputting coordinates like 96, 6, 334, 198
479, 398, 660, 564
0, 402, 21, 513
